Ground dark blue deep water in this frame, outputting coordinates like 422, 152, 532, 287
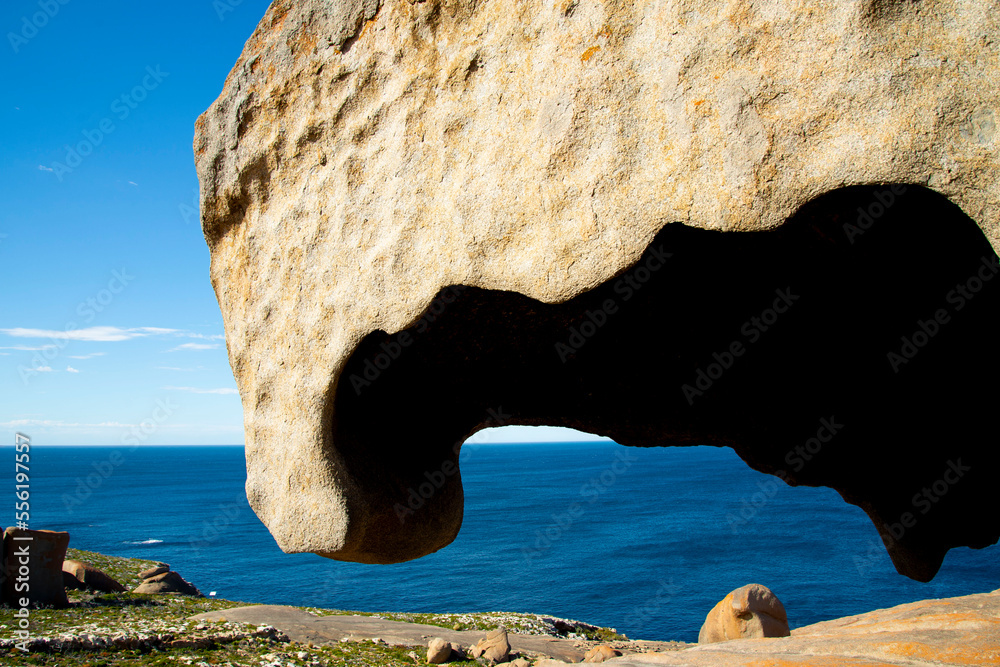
17, 443, 1000, 642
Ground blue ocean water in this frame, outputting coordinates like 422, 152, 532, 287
17, 443, 1000, 643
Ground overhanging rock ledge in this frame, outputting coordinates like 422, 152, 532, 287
194, 0, 1000, 580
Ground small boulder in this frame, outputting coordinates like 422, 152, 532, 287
132, 570, 203, 597
62, 560, 126, 593
472, 627, 511, 664
584, 645, 620, 662
426, 637, 451, 664
139, 564, 169, 579
698, 583, 790, 644
448, 642, 466, 660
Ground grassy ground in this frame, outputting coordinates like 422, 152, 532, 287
0, 549, 625, 666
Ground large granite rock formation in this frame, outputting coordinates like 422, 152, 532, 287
195, 0, 1000, 579
698, 584, 789, 644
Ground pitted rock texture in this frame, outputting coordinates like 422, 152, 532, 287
195, 0, 1000, 574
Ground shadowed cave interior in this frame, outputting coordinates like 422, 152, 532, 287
332, 184, 999, 582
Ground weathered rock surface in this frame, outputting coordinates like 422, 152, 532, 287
426, 636, 451, 663
139, 564, 169, 580
498, 659, 531, 667
196, 0, 1000, 577
698, 583, 789, 643
448, 641, 467, 660
62, 570, 84, 591
132, 571, 203, 597
62, 559, 127, 593
470, 627, 511, 664
603, 588, 1000, 666
585, 644, 621, 662
2, 528, 69, 608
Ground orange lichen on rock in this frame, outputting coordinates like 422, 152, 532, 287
743, 658, 895, 667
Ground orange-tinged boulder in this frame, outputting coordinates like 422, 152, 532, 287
604, 588, 1000, 666
698, 584, 790, 643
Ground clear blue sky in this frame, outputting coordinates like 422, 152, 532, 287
0, 0, 607, 447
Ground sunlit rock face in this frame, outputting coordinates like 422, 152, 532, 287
194, 0, 1000, 579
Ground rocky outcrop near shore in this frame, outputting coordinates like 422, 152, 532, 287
196, 0, 1000, 577
698, 584, 789, 643
133, 570, 204, 597
62, 559, 126, 593
601, 588, 1000, 666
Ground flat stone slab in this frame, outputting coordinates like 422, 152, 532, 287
190, 606, 609, 662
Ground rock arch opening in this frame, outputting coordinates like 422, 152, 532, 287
332, 184, 999, 582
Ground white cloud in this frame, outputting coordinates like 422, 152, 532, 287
2, 327, 226, 348
66, 366, 80, 373
0, 419, 134, 429
467, 425, 614, 444
164, 386, 238, 395
166, 343, 220, 352
0, 418, 241, 432
136, 327, 180, 335
38, 165, 53, 172
32, 366, 55, 372
0, 326, 181, 342
0, 344, 58, 351
128, 181, 138, 186
67, 352, 106, 360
